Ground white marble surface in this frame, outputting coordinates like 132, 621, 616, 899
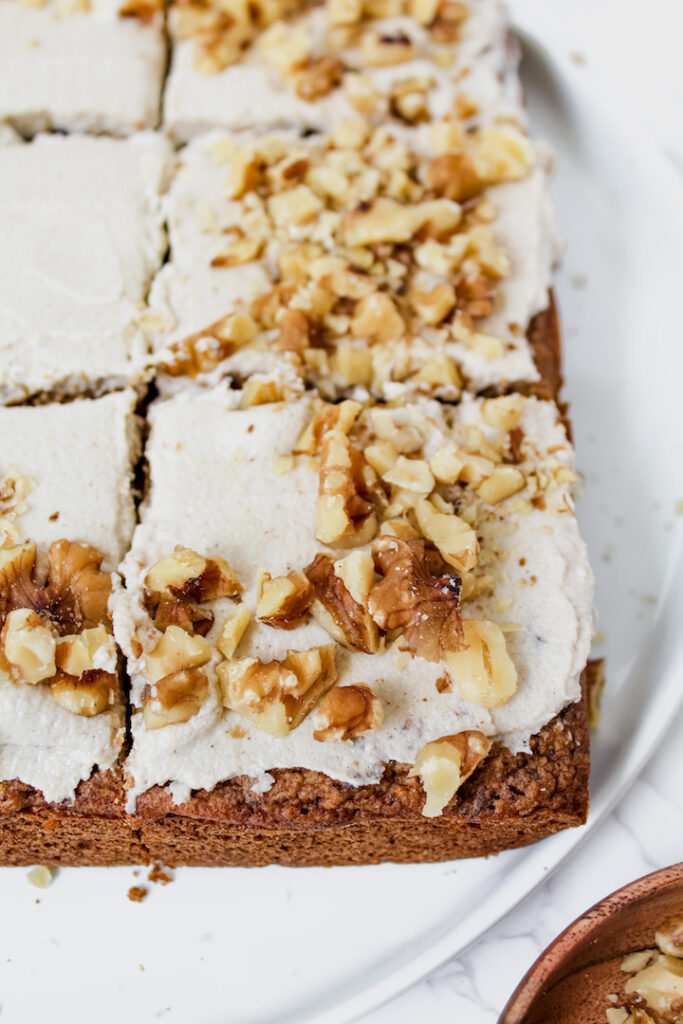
358, 3, 683, 1021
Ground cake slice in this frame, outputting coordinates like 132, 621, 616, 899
0, 132, 171, 404
0, 0, 165, 136
113, 386, 594, 865
0, 392, 142, 864
164, 0, 524, 140
150, 124, 560, 400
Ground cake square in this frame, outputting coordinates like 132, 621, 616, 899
0, 132, 171, 403
163, 0, 524, 140
0, 392, 140, 861
150, 125, 560, 399
0, 0, 166, 136
113, 387, 593, 863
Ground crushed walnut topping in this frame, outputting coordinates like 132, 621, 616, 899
0, 539, 118, 717
603, 915, 683, 1024
409, 730, 491, 816
143, 547, 242, 637
304, 551, 379, 653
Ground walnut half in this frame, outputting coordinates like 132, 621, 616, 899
368, 536, 464, 662
409, 731, 492, 817
218, 645, 337, 737
313, 684, 383, 742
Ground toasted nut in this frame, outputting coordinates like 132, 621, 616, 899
143, 667, 209, 730
274, 308, 319, 353
333, 344, 373, 387
218, 645, 337, 736
624, 956, 683, 1017
216, 604, 251, 659
305, 553, 379, 653
313, 684, 383, 741
445, 619, 517, 708
257, 570, 313, 629
56, 625, 116, 677
343, 197, 461, 247
410, 283, 456, 325
316, 430, 379, 547
427, 152, 483, 203
144, 625, 211, 685
296, 55, 345, 101
361, 29, 415, 67
415, 499, 479, 572
368, 536, 463, 662
225, 148, 261, 199
409, 731, 492, 817
211, 235, 262, 268
46, 541, 112, 630
409, 0, 439, 23
239, 377, 288, 409
656, 915, 683, 958
26, 865, 53, 889
50, 669, 116, 717
327, 0, 362, 25
468, 126, 534, 183
429, 442, 466, 483
477, 467, 526, 504
351, 293, 405, 344
364, 440, 399, 477
383, 456, 434, 494
411, 353, 461, 390
295, 399, 361, 458
145, 547, 241, 603
257, 22, 311, 75
268, 185, 323, 228
2, 608, 57, 684
481, 395, 526, 431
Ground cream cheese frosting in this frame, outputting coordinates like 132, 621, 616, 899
0, 132, 171, 404
164, 0, 524, 140
148, 127, 560, 397
0, 0, 165, 136
113, 387, 594, 806
0, 391, 141, 802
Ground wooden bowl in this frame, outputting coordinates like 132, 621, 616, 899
499, 863, 683, 1023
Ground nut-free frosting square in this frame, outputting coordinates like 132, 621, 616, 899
0, 131, 171, 403
113, 387, 593, 813
0, 391, 140, 801
0, 0, 165, 136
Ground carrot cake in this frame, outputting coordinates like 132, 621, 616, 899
112, 386, 593, 855
0, 131, 171, 404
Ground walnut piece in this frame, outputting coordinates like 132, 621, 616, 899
313, 684, 383, 741
217, 604, 251, 659
316, 429, 381, 547
295, 398, 361, 455
445, 619, 517, 708
304, 552, 379, 653
343, 197, 461, 247
368, 536, 464, 662
656, 915, 683, 958
50, 669, 117, 717
624, 956, 683, 1019
1, 608, 57, 684
414, 498, 479, 572
144, 625, 211, 684
218, 645, 337, 737
427, 152, 483, 203
56, 624, 116, 677
295, 55, 345, 100
143, 667, 209, 730
144, 547, 241, 636
409, 730, 492, 817
256, 570, 313, 629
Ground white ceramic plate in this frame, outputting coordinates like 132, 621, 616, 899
1, 10, 682, 1024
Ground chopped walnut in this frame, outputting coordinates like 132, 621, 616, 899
1, 608, 57, 684
118, 0, 161, 21
56, 624, 116, 677
143, 667, 209, 730
256, 570, 313, 629
0, 540, 111, 637
316, 430, 382, 547
351, 292, 405, 344
295, 399, 362, 455
361, 29, 415, 67
414, 498, 479, 572
296, 56, 345, 101
477, 467, 526, 504
313, 684, 383, 741
273, 308, 320, 353
144, 548, 241, 636
144, 625, 211, 685
656, 915, 683, 958
162, 313, 258, 379
427, 152, 483, 203
50, 669, 117, 718
409, 730, 491, 817
368, 536, 464, 662
218, 645, 337, 737
304, 552, 379, 653
217, 604, 251, 659
445, 619, 517, 708
343, 197, 461, 247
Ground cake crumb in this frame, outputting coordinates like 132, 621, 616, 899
148, 861, 173, 886
128, 885, 149, 903
27, 865, 54, 889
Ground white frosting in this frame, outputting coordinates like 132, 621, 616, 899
164, 0, 524, 140
0, 0, 165, 136
0, 132, 171, 403
148, 129, 560, 395
113, 388, 594, 805
0, 391, 140, 802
